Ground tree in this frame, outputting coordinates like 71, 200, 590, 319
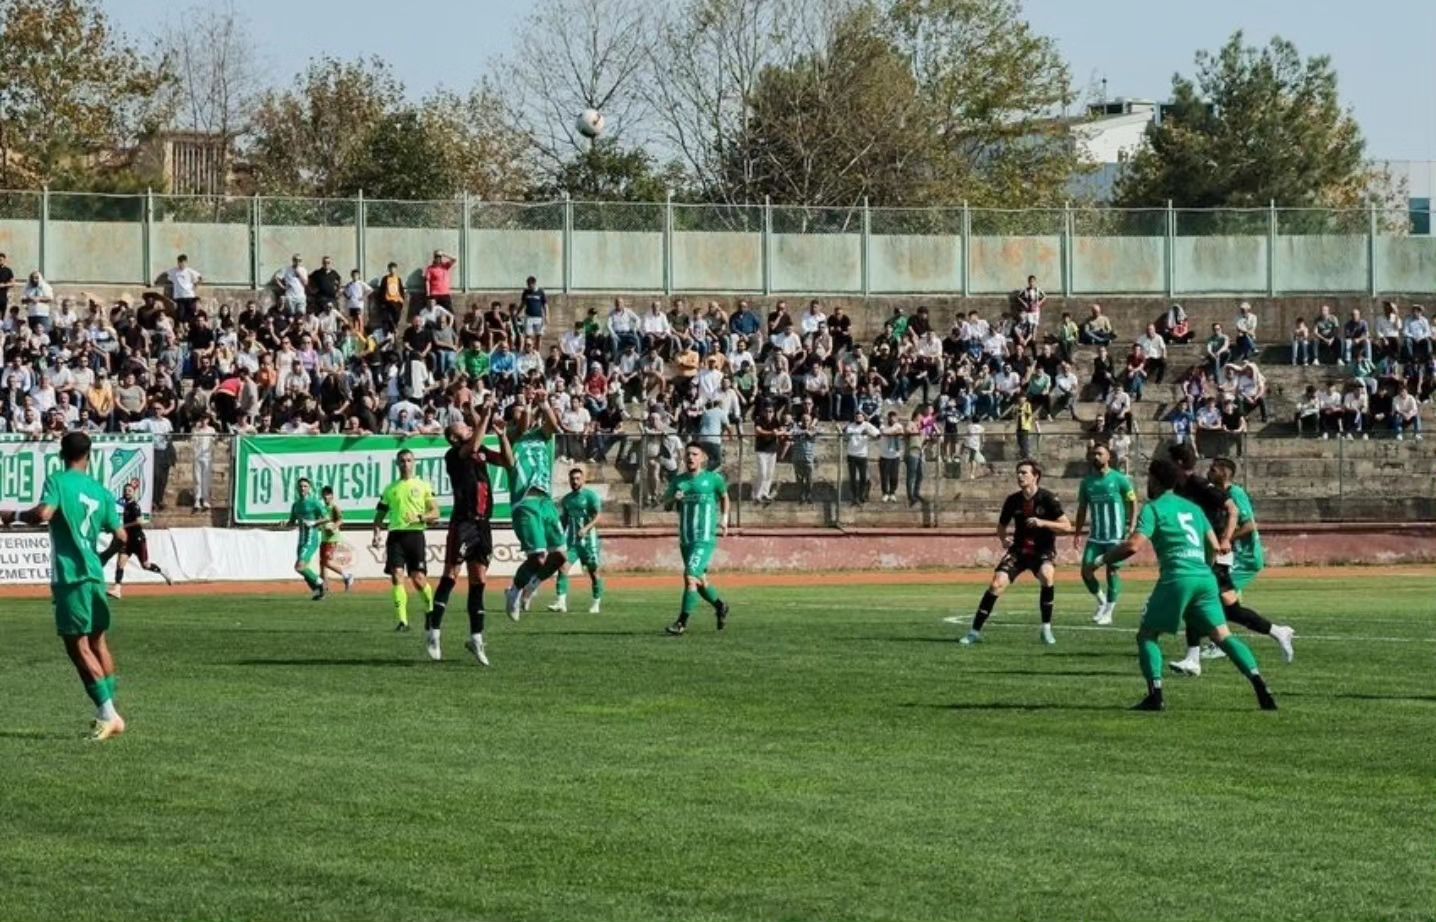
0, 0, 171, 189
246, 56, 404, 197
1115, 32, 1387, 213
884, 0, 1082, 207
154, 0, 263, 181
418, 85, 537, 202
506, 0, 654, 176
534, 140, 684, 201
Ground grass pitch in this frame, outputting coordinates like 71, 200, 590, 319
1, 574, 1433, 921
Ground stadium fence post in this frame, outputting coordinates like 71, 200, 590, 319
356, 189, 366, 282
960, 200, 971, 297
1062, 200, 1073, 298
833, 433, 843, 527
1367, 201, 1378, 296
562, 193, 573, 294
762, 196, 772, 296
1267, 199, 1277, 297
663, 189, 674, 296
142, 187, 154, 285
860, 198, 871, 298
635, 432, 645, 527
250, 194, 261, 290
460, 191, 470, 293
38, 184, 48, 278
734, 433, 745, 528
1164, 199, 1175, 298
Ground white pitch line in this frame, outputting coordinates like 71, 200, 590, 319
937, 615, 1434, 643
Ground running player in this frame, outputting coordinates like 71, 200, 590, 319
425, 396, 511, 665
504, 390, 567, 620
317, 486, 355, 592
550, 466, 605, 614
22, 432, 131, 740
663, 443, 731, 635
372, 449, 440, 631
107, 480, 172, 598
286, 477, 329, 600
1072, 441, 1136, 625
1166, 446, 1294, 675
1084, 457, 1277, 711
959, 460, 1072, 646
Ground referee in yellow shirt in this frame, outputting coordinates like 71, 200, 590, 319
372, 449, 441, 631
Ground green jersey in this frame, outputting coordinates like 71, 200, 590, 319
41, 469, 121, 587
665, 469, 727, 546
561, 487, 603, 551
1137, 492, 1214, 582
1079, 468, 1137, 545
510, 427, 555, 502
378, 477, 435, 531
1228, 484, 1264, 572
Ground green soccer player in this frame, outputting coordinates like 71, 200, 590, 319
285, 477, 329, 601
1083, 457, 1277, 711
549, 466, 605, 614
1073, 441, 1138, 626
372, 450, 440, 631
1170, 457, 1295, 675
22, 432, 131, 741
504, 390, 567, 620
663, 443, 731, 635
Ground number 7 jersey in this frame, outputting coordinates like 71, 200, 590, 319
42, 469, 121, 587
1136, 491, 1214, 581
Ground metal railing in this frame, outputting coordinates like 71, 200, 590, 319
0, 190, 1431, 296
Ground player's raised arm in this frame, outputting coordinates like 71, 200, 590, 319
533, 391, 562, 436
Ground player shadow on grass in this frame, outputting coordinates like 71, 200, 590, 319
1283, 691, 1436, 704
900, 701, 1130, 712
964, 667, 1133, 678
228, 657, 430, 667
0, 728, 69, 740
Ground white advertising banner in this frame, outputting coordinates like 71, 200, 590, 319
0, 527, 527, 586
0, 435, 156, 514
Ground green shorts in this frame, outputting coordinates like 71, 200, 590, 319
1082, 541, 1124, 571
53, 582, 112, 637
513, 496, 565, 556
296, 528, 321, 564
1139, 575, 1227, 636
680, 542, 716, 581
1231, 565, 1262, 592
568, 540, 601, 571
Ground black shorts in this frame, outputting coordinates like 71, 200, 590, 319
995, 548, 1055, 581
384, 531, 428, 575
1211, 562, 1236, 594
124, 529, 149, 564
444, 519, 493, 569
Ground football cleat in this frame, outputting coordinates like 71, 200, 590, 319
588, 598, 602, 614
958, 630, 983, 645
547, 595, 568, 613
664, 620, 687, 636
88, 714, 127, 742
1270, 624, 1296, 664
1169, 656, 1202, 677
505, 587, 522, 622
715, 600, 730, 631
1130, 692, 1165, 712
464, 637, 491, 667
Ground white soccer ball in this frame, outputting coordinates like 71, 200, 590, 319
575, 108, 606, 139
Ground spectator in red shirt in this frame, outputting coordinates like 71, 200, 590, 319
424, 250, 456, 312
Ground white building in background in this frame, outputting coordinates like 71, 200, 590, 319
1379, 161, 1436, 234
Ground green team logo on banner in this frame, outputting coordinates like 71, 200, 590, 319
233, 435, 515, 524
0, 435, 156, 512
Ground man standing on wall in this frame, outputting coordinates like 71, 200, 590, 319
520, 276, 547, 350
426, 251, 457, 316
167, 254, 203, 324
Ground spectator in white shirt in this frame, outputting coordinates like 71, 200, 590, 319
168, 254, 203, 322
1403, 305, 1432, 364
1391, 383, 1422, 440
559, 395, 591, 461
696, 355, 723, 404
21, 271, 53, 331
1294, 385, 1320, 437
1104, 387, 1132, 434
1290, 316, 1314, 366
1375, 302, 1402, 360
841, 411, 880, 504
1234, 362, 1268, 421
641, 301, 674, 357
607, 299, 641, 355
1318, 382, 1345, 439
800, 300, 827, 339
343, 269, 372, 330
1233, 302, 1258, 361
1342, 384, 1368, 439
1136, 322, 1168, 383
275, 254, 308, 316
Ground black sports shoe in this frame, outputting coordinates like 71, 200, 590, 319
1131, 692, 1166, 712
394, 622, 410, 633
664, 620, 686, 636
715, 601, 730, 631
311, 585, 327, 601
1255, 686, 1279, 711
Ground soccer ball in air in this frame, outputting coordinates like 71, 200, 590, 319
575, 109, 606, 139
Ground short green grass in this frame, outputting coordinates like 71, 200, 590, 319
1, 575, 1433, 922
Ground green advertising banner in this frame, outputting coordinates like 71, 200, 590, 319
232, 435, 515, 524
0, 435, 156, 513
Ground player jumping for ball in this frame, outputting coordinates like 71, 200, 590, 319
1169, 455, 1294, 675
22, 432, 131, 740
1073, 441, 1137, 625
372, 449, 440, 631
1084, 457, 1277, 711
1165, 446, 1294, 676
504, 390, 567, 620
317, 486, 355, 592
960, 460, 1073, 646
549, 466, 605, 614
105, 480, 172, 598
286, 477, 329, 600
664, 443, 731, 635
425, 395, 511, 665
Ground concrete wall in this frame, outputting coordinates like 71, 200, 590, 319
771, 234, 861, 292
48, 221, 143, 283
1275, 235, 1368, 292
571, 230, 662, 290
673, 232, 762, 291
256, 226, 356, 282
869, 234, 962, 293
1071, 236, 1165, 294
470, 229, 563, 292
968, 236, 1061, 293
0, 219, 41, 270
1376, 237, 1436, 293
364, 227, 461, 282
1174, 235, 1267, 293
150, 222, 252, 286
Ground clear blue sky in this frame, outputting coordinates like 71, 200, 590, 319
109, 0, 1436, 160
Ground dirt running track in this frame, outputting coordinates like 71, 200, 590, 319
2, 565, 1428, 600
